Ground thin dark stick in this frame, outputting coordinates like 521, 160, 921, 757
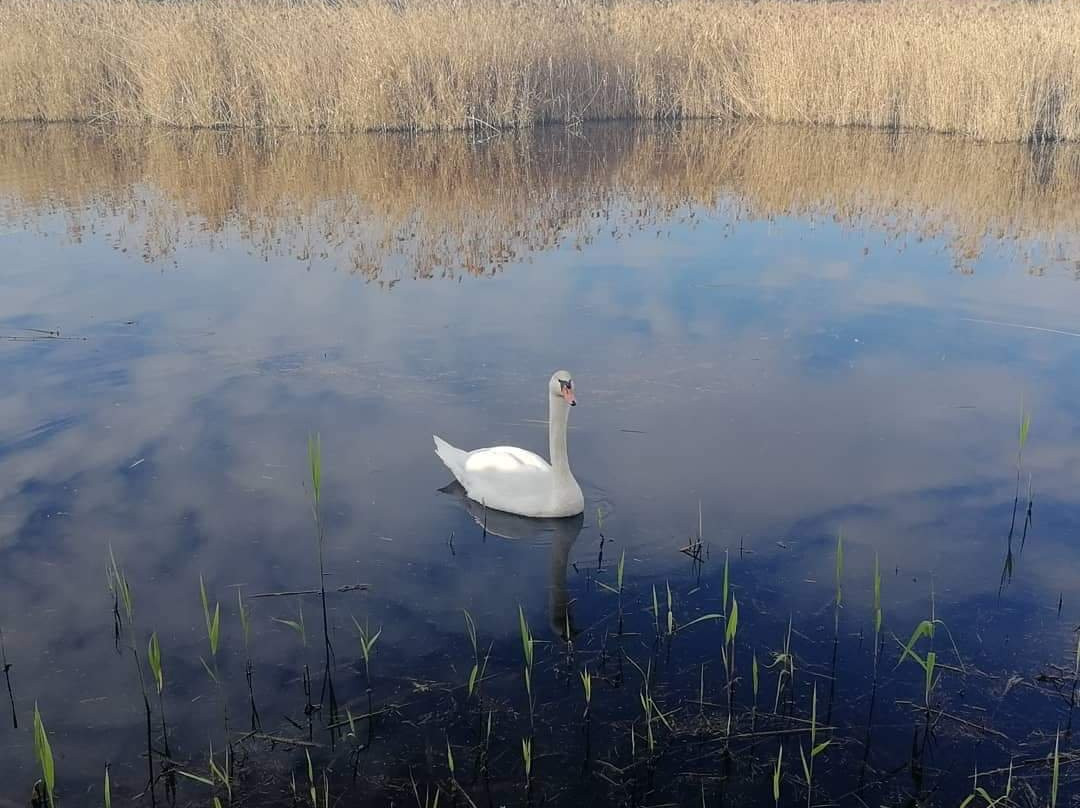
246, 660, 261, 731
143, 693, 157, 807
0, 628, 15, 728
312, 500, 338, 734
895, 700, 1009, 740
250, 584, 367, 599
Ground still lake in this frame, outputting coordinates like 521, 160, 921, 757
1, 122, 1080, 806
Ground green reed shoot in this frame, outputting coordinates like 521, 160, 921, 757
598, 550, 627, 629
1018, 397, 1031, 466
959, 759, 1013, 808
581, 665, 592, 718
518, 606, 535, 723
207, 739, 231, 804
446, 738, 455, 776
273, 598, 307, 647
463, 608, 478, 658
639, 688, 655, 753
773, 742, 783, 807
305, 749, 316, 807
106, 548, 158, 801
199, 575, 221, 662
798, 683, 830, 808
873, 552, 883, 669
33, 703, 55, 807
352, 617, 382, 685
651, 585, 660, 636
410, 773, 443, 808
721, 594, 739, 731
896, 618, 942, 708
104, 764, 111, 808
464, 609, 480, 698
666, 580, 675, 636
147, 633, 163, 695
725, 595, 739, 648
147, 632, 172, 759
1051, 728, 1061, 808
771, 616, 795, 713
521, 737, 532, 784
107, 546, 133, 628
722, 550, 730, 615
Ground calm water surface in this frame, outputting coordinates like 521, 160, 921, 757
1, 123, 1080, 806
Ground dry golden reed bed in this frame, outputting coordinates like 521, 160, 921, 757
1, 0, 1079, 141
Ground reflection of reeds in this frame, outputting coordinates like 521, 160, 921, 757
2, 0, 1079, 141
1, 123, 1077, 279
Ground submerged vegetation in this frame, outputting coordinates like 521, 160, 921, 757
5, 426, 1079, 806
1, 0, 1079, 141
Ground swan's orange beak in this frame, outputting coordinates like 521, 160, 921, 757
562, 386, 577, 407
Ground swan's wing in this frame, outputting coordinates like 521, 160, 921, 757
464, 446, 551, 474
459, 446, 554, 514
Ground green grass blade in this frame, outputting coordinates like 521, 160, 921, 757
33, 704, 55, 804
895, 620, 934, 669
722, 550, 730, 612
772, 743, 783, 803
148, 632, 163, 694
175, 770, 214, 787
799, 743, 811, 787
210, 602, 221, 656
1051, 728, 1060, 808
199, 575, 212, 644
725, 596, 739, 646
518, 606, 533, 669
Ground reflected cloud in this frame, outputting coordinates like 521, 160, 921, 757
0, 121, 1079, 797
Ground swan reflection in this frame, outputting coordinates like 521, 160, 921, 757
441, 482, 583, 640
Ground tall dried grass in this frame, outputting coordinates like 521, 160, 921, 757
0, 0, 1078, 141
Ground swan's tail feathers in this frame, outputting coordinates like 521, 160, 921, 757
433, 435, 468, 483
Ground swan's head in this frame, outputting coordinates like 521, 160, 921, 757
549, 370, 577, 407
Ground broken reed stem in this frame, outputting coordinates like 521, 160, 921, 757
0, 627, 15, 729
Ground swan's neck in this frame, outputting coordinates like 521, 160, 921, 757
549, 397, 572, 477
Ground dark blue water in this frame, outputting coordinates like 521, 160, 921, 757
1, 123, 1079, 807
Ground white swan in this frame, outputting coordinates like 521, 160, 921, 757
433, 371, 585, 518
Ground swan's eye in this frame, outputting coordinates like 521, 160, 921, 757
559, 379, 572, 390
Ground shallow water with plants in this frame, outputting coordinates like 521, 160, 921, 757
2, 122, 1080, 807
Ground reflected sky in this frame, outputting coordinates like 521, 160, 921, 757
1, 122, 1080, 805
